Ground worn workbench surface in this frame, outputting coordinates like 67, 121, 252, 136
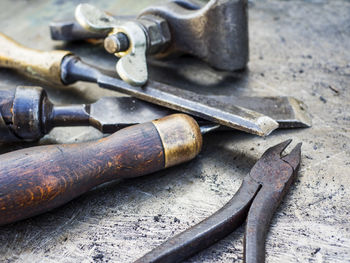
0, 0, 349, 262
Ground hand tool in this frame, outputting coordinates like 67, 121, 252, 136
134, 139, 302, 263
0, 113, 216, 225
0, 32, 278, 136
0, 86, 311, 143
51, 0, 248, 85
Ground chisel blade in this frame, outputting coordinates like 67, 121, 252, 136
97, 75, 278, 136
207, 95, 312, 128
89, 95, 311, 134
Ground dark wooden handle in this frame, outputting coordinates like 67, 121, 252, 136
0, 32, 71, 84
0, 114, 202, 225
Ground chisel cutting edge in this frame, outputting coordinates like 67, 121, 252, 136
0, 86, 311, 143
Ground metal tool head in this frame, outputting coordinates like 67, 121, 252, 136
75, 3, 149, 86
134, 140, 302, 263
52, 0, 248, 85
244, 140, 302, 263
75, 3, 116, 33
140, 0, 249, 71
60, 55, 279, 136
50, 20, 107, 41
208, 96, 312, 128
249, 139, 302, 189
89, 96, 175, 133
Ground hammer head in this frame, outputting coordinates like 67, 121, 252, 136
50, 0, 249, 72
140, 0, 249, 71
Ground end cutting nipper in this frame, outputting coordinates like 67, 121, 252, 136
135, 139, 302, 263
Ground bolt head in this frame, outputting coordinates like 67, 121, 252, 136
104, 33, 129, 54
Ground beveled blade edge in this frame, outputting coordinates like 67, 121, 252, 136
97, 75, 279, 136
206, 95, 312, 128
287, 97, 312, 128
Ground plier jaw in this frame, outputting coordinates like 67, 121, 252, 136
249, 139, 302, 187
134, 140, 302, 263
245, 140, 302, 263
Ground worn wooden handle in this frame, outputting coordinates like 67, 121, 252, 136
0, 32, 70, 84
0, 114, 202, 225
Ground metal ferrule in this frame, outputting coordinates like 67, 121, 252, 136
152, 114, 202, 168
12, 86, 45, 140
137, 15, 171, 55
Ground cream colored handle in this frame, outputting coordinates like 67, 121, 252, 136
0, 32, 71, 84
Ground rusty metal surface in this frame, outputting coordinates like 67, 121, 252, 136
50, 0, 249, 71
50, 0, 248, 85
135, 140, 301, 263
0, 85, 310, 143
0, 29, 279, 136
140, 0, 249, 71
0, 0, 349, 263
61, 55, 279, 136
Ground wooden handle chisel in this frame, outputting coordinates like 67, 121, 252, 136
0, 32, 279, 136
0, 114, 202, 225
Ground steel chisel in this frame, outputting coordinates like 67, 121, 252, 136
0, 86, 311, 143
0, 32, 278, 136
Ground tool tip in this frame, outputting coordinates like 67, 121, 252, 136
282, 142, 302, 171
288, 97, 312, 128
255, 116, 279, 137
262, 139, 293, 158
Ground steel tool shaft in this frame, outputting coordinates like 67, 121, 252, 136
0, 86, 311, 143
0, 32, 278, 136
0, 86, 175, 142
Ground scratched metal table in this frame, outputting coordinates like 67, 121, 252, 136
0, 0, 349, 262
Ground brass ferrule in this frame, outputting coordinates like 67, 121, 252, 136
152, 114, 202, 168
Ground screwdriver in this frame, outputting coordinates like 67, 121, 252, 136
0, 114, 203, 225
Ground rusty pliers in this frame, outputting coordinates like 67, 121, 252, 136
135, 139, 302, 263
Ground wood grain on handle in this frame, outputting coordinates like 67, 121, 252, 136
0, 32, 70, 84
0, 114, 202, 225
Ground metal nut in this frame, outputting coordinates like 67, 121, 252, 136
138, 15, 171, 54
